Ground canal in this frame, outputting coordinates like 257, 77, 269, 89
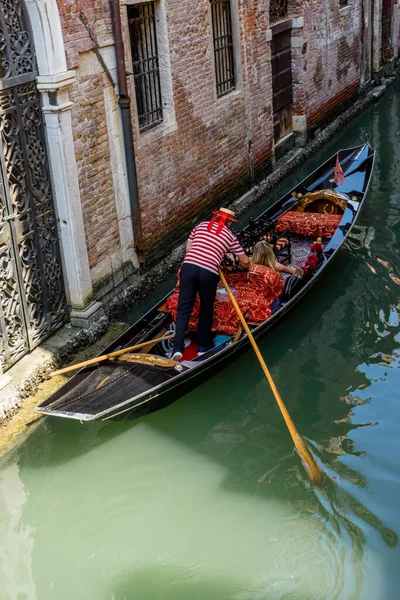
1, 83, 400, 599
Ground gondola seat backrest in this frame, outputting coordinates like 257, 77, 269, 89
294, 189, 348, 215
276, 211, 342, 238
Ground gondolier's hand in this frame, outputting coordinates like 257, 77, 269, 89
221, 252, 238, 273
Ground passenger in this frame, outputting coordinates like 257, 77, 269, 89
215, 240, 303, 331
170, 208, 250, 361
251, 240, 304, 278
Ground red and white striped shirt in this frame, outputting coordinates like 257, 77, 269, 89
184, 221, 244, 275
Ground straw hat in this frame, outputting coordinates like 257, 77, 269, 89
213, 207, 239, 222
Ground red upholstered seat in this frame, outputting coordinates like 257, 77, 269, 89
276, 211, 342, 238
165, 265, 284, 335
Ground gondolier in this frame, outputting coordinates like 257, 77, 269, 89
170, 208, 250, 361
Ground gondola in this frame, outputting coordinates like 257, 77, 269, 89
36, 142, 375, 422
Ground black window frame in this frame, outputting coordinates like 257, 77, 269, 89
127, 1, 163, 132
210, 0, 236, 98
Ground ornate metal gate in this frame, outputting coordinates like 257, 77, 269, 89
0, 0, 66, 371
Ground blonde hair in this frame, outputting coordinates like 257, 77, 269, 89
251, 241, 276, 270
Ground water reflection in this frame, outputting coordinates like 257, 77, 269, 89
0, 462, 36, 598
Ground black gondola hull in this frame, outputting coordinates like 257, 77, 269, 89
36, 143, 375, 422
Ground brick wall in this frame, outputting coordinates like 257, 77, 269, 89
55, 0, 368, 277
58, 0, 113, 69
69, 75, 120, 270
127, 0, 273, 261
296, 0, 363, 132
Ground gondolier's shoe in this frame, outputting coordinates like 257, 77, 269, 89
170, 351, 183, 362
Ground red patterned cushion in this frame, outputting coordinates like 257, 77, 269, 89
165, 264, 284, 335
243, 264, 284, 299
276, 211, 341, 238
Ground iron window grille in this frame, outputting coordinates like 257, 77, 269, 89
128, 2, 163, 131
210, 0, 236, 97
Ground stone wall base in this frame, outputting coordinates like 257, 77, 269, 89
70, 301, 105, 328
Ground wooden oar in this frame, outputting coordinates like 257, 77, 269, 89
50, 333, 175, 377
219, 270, 324, 485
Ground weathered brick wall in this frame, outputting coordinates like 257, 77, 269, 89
128, 0, 273, 261
69, 75, 120, 271
294, 0, 363, 132
58, 0, 113, 68
55, 0, 368, 275
56, 0, 275, 268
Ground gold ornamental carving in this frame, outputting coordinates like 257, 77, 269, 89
294, 189, 348, 214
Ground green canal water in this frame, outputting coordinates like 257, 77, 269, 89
1, 85, 400, 600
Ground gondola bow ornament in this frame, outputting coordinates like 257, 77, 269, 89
333, 155, 348, 186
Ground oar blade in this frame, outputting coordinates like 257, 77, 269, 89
295, 434, 324, 486
219, 270, 325, 486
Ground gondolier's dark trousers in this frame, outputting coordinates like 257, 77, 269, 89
173, 263, 219, 354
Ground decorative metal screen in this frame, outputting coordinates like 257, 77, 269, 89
0, 0, 66, 371
339, 0, 348, 6
128, 2, 163, 132
210, 0, 235, 97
